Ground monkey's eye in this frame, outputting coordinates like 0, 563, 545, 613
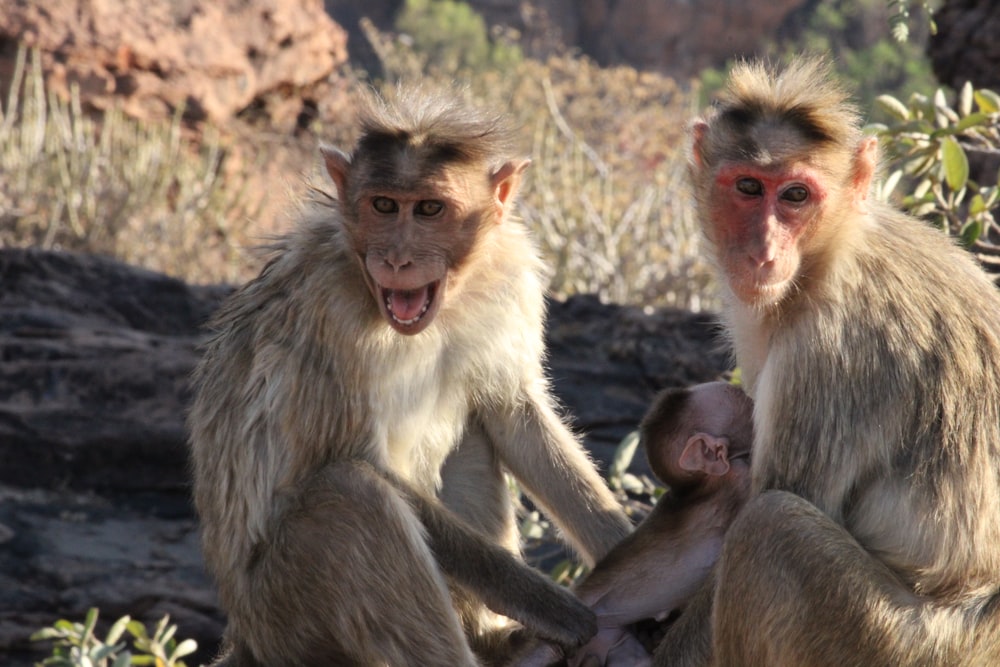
735, 178, 763, 196
415, 200, 444, 217
781, 186, 809, 203
372, 197, 398, 214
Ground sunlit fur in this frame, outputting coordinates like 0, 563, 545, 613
660, 58, 1000, 666
511, 383, 754, 667
188, 87, 631, 666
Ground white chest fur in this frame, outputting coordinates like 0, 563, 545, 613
365, 331, 470, 494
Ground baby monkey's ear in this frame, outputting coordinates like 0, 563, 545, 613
678, 434, 732, 478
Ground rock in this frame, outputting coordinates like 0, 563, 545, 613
928, 0, 1000, 92
0, 249, 227, 494
328, 0, 808, 78
0, 249, 728, 665
0, 0, 349, 126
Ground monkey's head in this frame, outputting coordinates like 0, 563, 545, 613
322, 86, 529, 335
641, 382, 754, 495
689, 58, 878, 310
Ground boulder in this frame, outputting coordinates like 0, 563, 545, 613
0, 0, 349, 127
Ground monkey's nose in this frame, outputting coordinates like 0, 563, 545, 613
385, 255, 413, 272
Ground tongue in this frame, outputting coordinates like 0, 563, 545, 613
389, 287, 429, 321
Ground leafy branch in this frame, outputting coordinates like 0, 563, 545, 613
31, 608, 197, 667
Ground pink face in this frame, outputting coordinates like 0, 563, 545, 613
357, 188, 464, 336
708, 163, 828, 307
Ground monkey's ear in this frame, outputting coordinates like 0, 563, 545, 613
490, 159, 531, 221
690, 121, 710, 169
320, 145, 352, 202
852, 136, 879, 204
678, 434, 731, 478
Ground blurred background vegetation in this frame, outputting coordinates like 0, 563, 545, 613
1, 0, 997, 314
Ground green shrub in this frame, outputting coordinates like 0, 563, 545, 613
0, 46, 261, 284
869, 83, 1000, 245
31, 608, 196, 667
394, 0, 522, 73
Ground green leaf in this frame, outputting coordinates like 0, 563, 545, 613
913, 178, 933, 200
882, 169, 904, 199
959, 82, 974, 117
171, 638, 198, 660
157, 623, 177, 646
82, 608, 99, 640
961, 219, 983, 247
974, 89, 1000, 113
31, 627, 67, 641
609, 430, 640, 487
955, 112, 990, 133
617, 472, 645, 494
941, 137, 969, 191
876, 94, 910, 121
105, 616, 130, 645
92, 643, 125, 661
54, 620, 77, 633
933, 89, 955, 128
111, 653, 132, 667
152, 615, 171, 642
126, 620, 148, 640
970, 193, 987, 216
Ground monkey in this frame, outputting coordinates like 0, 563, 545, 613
187, 85, 633, 667
652, 58, 1000, 667
510, 381, 754, 667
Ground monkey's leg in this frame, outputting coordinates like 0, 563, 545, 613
237, 460, 480, 667
441, 423, 524, 664
713, 490, 992, 667
440, 421, 520, 552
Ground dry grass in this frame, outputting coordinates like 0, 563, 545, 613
0, 47, 264, 285
1, 42, 717, 310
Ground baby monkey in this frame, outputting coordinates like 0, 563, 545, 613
512, 381, 754, 667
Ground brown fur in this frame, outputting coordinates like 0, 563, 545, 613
510, 382, 754, 667
189, 86, 631, 667
654, 58, 1000, 666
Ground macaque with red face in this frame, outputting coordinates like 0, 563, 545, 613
653, 58, 1000, 667
512, 381, 754, 667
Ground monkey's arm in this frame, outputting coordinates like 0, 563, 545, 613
403, 481, 598, 648
559, 502, 721, 666
482, 391, 633, 565
578, 502, 722, 623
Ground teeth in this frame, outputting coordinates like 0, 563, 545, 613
385, 297, 430, 325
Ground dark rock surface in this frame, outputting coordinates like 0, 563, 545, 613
0, 248, 728, 666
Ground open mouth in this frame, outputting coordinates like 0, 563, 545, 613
378, 280, 441, 334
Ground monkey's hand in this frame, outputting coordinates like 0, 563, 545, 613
568, 626, 651, 667
508, 639, 565, 667
407, 482, 598, 647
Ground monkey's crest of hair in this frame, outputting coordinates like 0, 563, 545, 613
705, 58, 862, 166
354, 84, 519, 172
